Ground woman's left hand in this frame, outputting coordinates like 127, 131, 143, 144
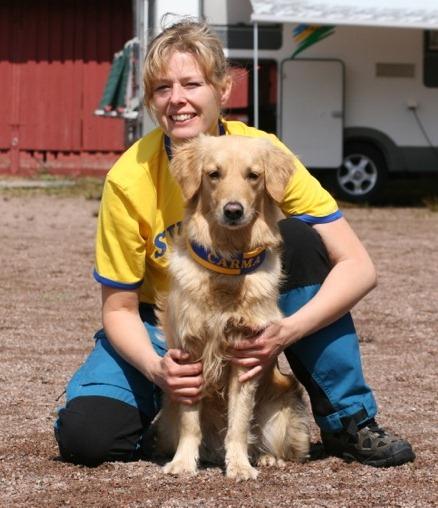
230, 320, 294, 383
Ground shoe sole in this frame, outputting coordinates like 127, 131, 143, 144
341, 447, 416, 468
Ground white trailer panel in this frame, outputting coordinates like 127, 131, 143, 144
281, 60, 344, 167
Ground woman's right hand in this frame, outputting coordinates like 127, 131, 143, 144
151, 349, 204, 405
101, 288, 203, 405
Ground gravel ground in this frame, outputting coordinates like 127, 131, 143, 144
0, 192, 437, 507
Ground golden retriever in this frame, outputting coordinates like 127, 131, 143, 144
155, 135, 309, 480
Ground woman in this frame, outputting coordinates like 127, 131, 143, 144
55, 20, 414, 468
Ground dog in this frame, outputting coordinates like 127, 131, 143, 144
155, 134, 309, 481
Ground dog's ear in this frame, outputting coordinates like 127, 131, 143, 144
263, 143, 296, 203
169, 138, 204, 200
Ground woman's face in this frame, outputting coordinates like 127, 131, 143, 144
150, 51, 231, 145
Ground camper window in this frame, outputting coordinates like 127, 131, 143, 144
427, 31, 438, 50
213, 24, 282, 50
424, 30, 438, 88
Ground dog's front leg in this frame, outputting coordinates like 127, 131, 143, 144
163, 403, 202, 475
225, 365, 259, 481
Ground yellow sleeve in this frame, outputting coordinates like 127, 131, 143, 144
94, 176, 153, 289
282, 158, 342, 223
232, 125, 342, 223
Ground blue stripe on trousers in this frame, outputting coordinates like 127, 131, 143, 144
279, 284, 377, 432
64, 322, 167, 419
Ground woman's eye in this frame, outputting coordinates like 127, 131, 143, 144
154, 84, 170, 93
185, 82, 201, 89
247, 171, 259, 181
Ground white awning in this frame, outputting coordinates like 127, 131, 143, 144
250, 0, 438, 30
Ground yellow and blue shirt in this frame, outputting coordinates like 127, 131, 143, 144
93, 120, 342, 304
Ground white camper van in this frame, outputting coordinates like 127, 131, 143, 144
136, 0, 438, 202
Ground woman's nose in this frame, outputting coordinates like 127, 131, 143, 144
169, 84, 187, 104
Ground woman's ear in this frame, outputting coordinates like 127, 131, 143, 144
219, 75, 233, 107
170, 138, 204, 200
263, 143, 296, 203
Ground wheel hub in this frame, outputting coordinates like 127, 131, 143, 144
338, 154, 378, 196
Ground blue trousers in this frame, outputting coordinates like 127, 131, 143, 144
55, 219, 377, 464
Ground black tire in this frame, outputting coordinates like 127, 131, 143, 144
332, 142, 387, 203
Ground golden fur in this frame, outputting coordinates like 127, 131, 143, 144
155, 135, 309, 480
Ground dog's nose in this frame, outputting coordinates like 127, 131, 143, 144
223, 201, 244, 221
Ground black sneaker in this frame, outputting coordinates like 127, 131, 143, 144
321, 419, 416, 467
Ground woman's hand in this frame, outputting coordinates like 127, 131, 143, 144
101, 287, 204, 406
150, 349, 204, 405
230, 320, 297, 383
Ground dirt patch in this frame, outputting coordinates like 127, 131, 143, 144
0, 193, 436, 507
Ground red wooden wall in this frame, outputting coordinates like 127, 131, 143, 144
0, 0, 133, 175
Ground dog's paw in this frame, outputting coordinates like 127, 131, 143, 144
163, 458, 198, 476
226, 461, 259, 481
257, 454, 286, 468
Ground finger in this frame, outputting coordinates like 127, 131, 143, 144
230, 357, 260, 367
238, 365, 262, 383
172, 385, 203, 397
233, 337, 266, 351
168, 349, 190, 362
168, 375, 203, 389
233, 340, 256, 351
164, 356, 202, 375
231, 348, 261, 359
172, 362, 203, 377
168, 350, 203, 372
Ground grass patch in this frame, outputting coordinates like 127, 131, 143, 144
0, 176, 104, 200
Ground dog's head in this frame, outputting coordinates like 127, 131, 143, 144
170, 135, 295, 229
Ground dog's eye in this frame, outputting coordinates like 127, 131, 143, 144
247, 171, 259, 181
208, 170, 220, 180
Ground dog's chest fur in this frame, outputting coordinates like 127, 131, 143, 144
159, 237, 283, 391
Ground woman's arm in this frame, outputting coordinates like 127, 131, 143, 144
289, 216, 377, 336
232, 217, 377, 381
102, 286, 203, 404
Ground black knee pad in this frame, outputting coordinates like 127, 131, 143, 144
278, 218, 331, 292
55, 396, 149, 466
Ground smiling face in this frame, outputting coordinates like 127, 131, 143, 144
150, 51, 231, 145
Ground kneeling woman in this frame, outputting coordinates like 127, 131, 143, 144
55, 19, 414, 468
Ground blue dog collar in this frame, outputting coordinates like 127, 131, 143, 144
188, 241, 266, 275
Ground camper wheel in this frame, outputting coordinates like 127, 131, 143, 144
334, 142, 387, 203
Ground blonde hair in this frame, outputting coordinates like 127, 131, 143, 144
143, 19, 230, 113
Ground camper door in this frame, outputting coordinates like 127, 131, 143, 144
281, 59, 344, 168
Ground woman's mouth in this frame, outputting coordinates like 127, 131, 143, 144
170, 113, 196, 123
